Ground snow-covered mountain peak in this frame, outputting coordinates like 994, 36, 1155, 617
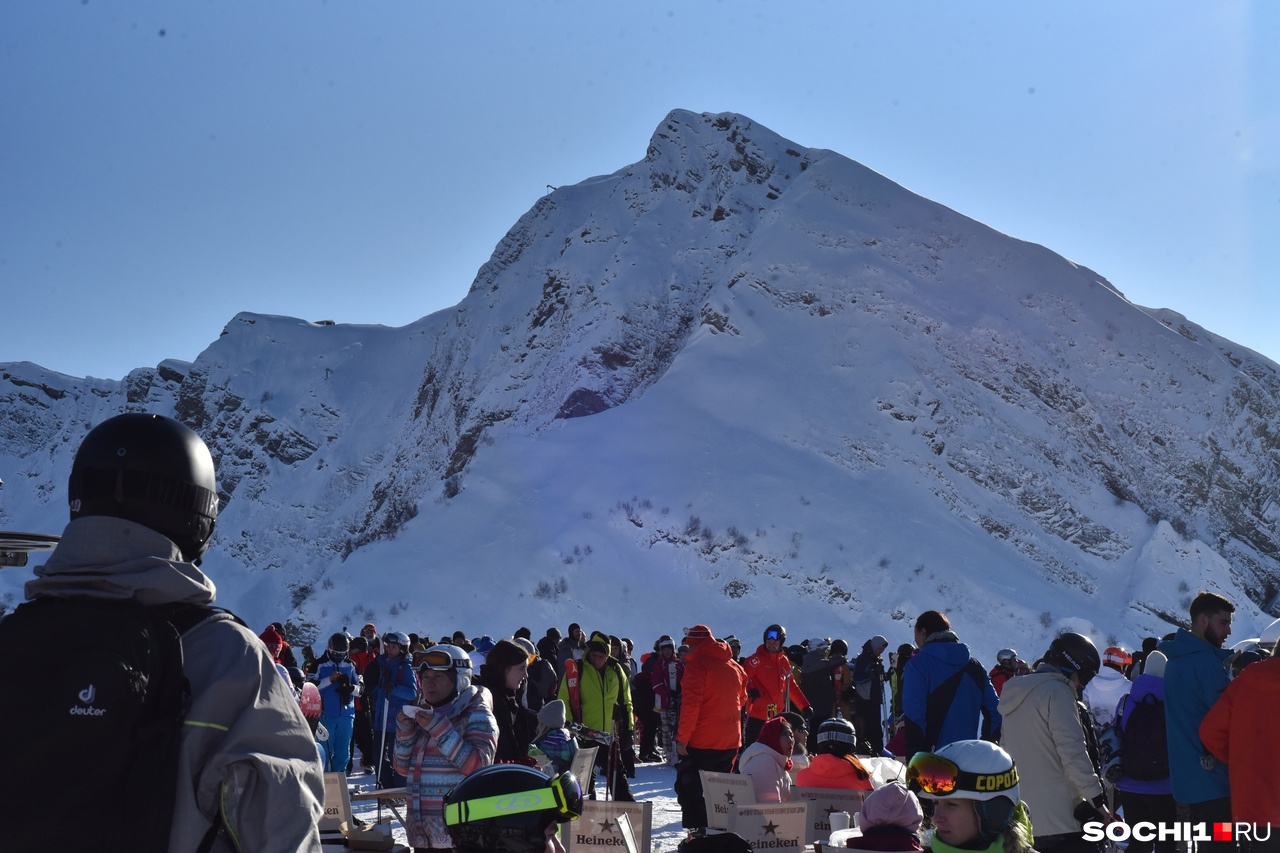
3, 110, 1278, 660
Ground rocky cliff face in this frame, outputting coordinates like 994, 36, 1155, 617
2, 110, 1276, 649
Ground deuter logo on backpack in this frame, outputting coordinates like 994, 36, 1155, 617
71, 683, 106, 716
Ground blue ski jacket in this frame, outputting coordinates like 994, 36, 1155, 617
902, 632, 1001, 757
316, 657, 360, 719
1157, 628, 1230, 804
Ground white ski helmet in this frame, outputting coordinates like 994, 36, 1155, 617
909, 739, 1020, 842
418, 643, 474, 694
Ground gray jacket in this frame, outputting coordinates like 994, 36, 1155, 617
28, 516, 325, 852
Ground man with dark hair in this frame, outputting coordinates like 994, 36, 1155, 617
901, 610, 1001, 759
1158, 591, 1234, 849
1127, 636, 1159, 678
537, 626, 562, 670
555, 623, 587, 675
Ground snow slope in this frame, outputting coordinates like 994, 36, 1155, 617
2, 109, 1277, 664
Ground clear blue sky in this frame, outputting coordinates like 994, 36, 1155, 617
2, 2, 1275, 380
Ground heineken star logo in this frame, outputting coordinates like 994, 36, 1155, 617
598, 819, 616, 834
823, 805, 840, 817
724, 791, 736, 804
763, 821, 780, 836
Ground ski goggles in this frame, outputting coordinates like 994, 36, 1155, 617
906, 752, 1018, 797
417, 649, 471, 672
764, 629, 782, 641
444, 771, 583, 826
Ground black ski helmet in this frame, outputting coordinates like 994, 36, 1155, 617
815, 717, 858, 757
1046, 632, 1101, 685
444, 764, 582, 853
68, 413, 219, 562
764, 624, 787, 644
328, 633, 350, 657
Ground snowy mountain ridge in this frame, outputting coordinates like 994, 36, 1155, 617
3, 109, 1278, 661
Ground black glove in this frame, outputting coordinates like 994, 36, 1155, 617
747, 688, 760, 701
1073, 795, 1108, 826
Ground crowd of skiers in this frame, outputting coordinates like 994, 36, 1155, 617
257, 596, 1279, 853
25, 412, 1280, 853
15, 411, 1278, 853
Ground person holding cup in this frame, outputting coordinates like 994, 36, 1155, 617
394, 644, 498, 852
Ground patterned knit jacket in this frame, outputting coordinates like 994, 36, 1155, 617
392, 685, 498, 849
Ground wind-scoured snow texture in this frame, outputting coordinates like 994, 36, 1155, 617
1, 110, 1276, 660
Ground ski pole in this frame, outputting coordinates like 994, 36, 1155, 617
378, 696, 390, 789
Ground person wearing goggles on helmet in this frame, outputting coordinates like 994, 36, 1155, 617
445, 764, 582, 853
393, 644, 497, 851
988, 649, 1024, 697
998, 633, 1113, 853
366, 630, 419, 788
908, 740, 1034, 853
743, 624, 811, 747
314, 632, 361, 773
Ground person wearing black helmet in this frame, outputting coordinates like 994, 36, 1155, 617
445, 764, 583, 853
742, 624, 811, 747
16, 413, 324, 851
998, 632, 1111, 853
794, 717, 873, 792
315, 631, 361, 773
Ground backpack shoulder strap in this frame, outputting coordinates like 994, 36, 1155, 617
160, 603, 246, 637
924, 665, 968, 749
